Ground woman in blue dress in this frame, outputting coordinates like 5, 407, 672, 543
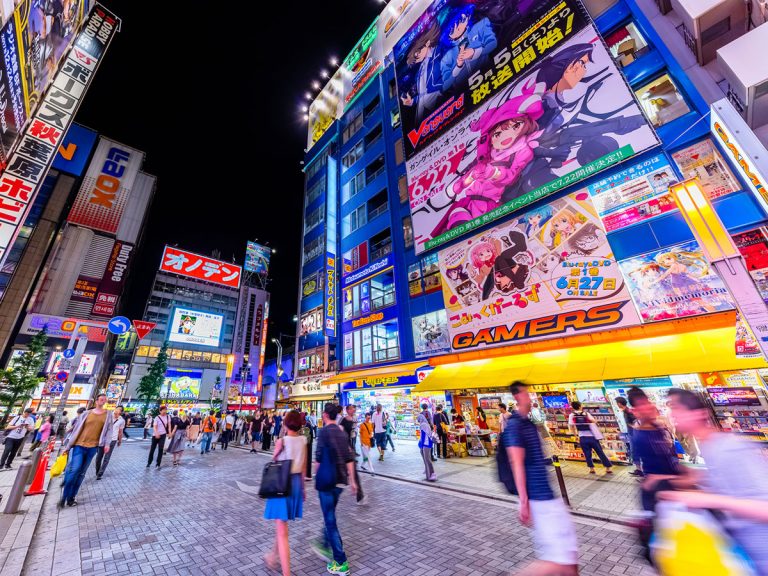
263, 410, 307, 576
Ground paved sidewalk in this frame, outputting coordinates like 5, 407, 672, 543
20, 440, 655, 576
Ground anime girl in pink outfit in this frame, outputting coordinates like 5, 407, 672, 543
431, 86, 545, 238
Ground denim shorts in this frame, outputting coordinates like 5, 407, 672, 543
374, 432, 387, 449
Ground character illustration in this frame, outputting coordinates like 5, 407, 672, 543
468, 239, 500, 288
432, 86, 545, 237
548, 209, 586, 248
483, 230, 530, 298
178, 316, 195, 335
445, 264, 470, 285
440, 5, 497, 91
400, 22, 443, 121
456, 280, 481, 305
651, 171, 676, 193
653, 251, 709, 296
416, 317, 447, 350
518, 205, 553, 238
567, 223, 607, 256
538, 252, 564, 274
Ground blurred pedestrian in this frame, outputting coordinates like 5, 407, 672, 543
188, 412, 201, 447
68, 407, 85, 434
386, 416, 397, 453
222, 411, 235, 450
497, 403, 511, 433
57, 410, 69, 438
476, 406, 489, 430
358, 413, 375, 473
273, 411, 283, 439
147, 405, 170, 468
263, 411, 307, 576
341, 404, 365, 503
200, 411, 216, 454
249, 416, 260, 453
504, 382, 579, 575
308, 409, 318, 438
30, 414, 53, 452
0, 408, 35, 469
372, 404, 388, 462
417, 403, 436, 481
434, 404, 449, 459
143, 412, 153, 440
262, 412, 274, 451
234, 414, 244, 443
615, 396, 642, 476
95, 406, 125, 479
568, 401, 613, 475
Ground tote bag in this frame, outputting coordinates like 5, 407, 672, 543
258, 460, 293, 499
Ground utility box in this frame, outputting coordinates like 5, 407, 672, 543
671, 0, 745, 64
718, 24, 768, 129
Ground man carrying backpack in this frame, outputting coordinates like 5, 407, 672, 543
500, 382, 579, 575
200, 411, 217, 455
568, 401, 613, 475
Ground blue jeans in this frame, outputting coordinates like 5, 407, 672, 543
200, 432, 212, 453
318, 488, 346, 564
579, 436, 612, 469
62, 445, 99, 503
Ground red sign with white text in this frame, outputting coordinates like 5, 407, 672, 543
159, 246, 241, 288
132, 320, 156, 341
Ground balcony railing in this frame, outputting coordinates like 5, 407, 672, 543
370, 242, 392, 262
367, 202, 389, 221
366, 165, 385, 185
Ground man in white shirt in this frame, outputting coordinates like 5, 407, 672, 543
222, 411, 235, 450
497, 403, 511, 433
372, 404, 389, 461
1, 408, 35, 469
95, 406, 125, 479
143, 413, 153, 440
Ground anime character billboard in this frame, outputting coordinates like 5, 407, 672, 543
404, 21, 658, 253
618, 241, 734, 323
438, 191, 641, 352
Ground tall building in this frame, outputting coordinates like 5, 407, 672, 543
293, 0, 768, 447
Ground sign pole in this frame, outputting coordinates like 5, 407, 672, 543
53, 326, 89, 427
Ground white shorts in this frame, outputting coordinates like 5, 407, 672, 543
530, 498, 579, 566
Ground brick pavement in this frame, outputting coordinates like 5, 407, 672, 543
20, 439, 655, 576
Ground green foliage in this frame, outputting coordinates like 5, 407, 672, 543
136, 341, 169, 411
0, 329, 48, 425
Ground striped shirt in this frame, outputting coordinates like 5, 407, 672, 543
502, 411, 554, 501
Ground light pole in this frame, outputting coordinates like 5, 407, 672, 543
271, 337, 283, 402
238, 362, 251, 413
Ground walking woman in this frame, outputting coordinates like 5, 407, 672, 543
385, 416, 396, 452
263, 410, 306, 576
187, 413, 201, 447
417, 403, 437, 481
249, 416, 260, 453
167, 412, 189, 466
262, 411, 274, 451
29, 414, 53, 452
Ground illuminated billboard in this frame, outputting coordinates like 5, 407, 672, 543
342, 19, 384, 111
245, 241, 271, 275
159, 246, 241, 288
46, 352, 97, 375
163, 369, 202, 400
168, 307, 224, 348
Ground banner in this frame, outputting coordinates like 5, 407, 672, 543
19, 313, 108, 342
70, 275, 99, 302
163, 369, 201, 400
51, 123, 98, 176
671, 138, 740, 201
379, 0, 431, 56
325, 252, 337, 337
300, 307, 323, 336
439, 191, 640, 352
168, 307, 224, 348
92, 240, 134, 316
342, 19, 384, 111
587, 154, 679, 232
618, 240, 734, 323
244, 241, 271, 275
67, 137, 144, 233
400, 16, 657, 253
159, 246, 241, 289
733, 228, 768, 304
307, 70, 343, 150
412, 309, 450, 357
0, 16, 27, 167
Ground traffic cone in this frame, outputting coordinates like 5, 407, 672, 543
24, 454, 49, 496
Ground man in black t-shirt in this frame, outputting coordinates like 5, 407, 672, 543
340, 404, 364, 503
616, 396, 642, 476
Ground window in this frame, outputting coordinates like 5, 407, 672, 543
343, 320, 399, 368
301, 271, 324, 298
394, 138, 405, 165
342, 268, 396, 322
148, 347, 159, 358
202, 353, 212, 362
364, 124, 382, 149
701, 16, 730, 46
343, 205, 367, 236
604, 22, 649, 67
305, 151, 328, 179
408, 254, 442, 296
366, 155, 386, 185
367, 190, 388, 221
398, 175, 408, 204
391, 108, 401, 128
305, 205, 325, 232
342, 112, 363, 143
192, 350, 203, 362
298, 349, 326, 376
635, 73, 690, 127
403, 216, 413, 249
211, 353, 222, 364
363, 97, 380, 121
303, 235, 324, 264
306, 178, 325, 205
182, 350, 193, 361
388, 78, 397, 99
342, 242, 369, 276
170, 348, 182, 360
342, 140, 364, 169
136, 346, 149, 357
343, 170, 365, 202
369, 229, 392, 261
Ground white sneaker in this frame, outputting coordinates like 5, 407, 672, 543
428, 473, 437, 481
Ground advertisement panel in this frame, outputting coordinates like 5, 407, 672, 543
92, 240, 134, 317
733, 228, 768, 304
401, 18, 658, 253
67, 137, 144, 234
163, 369, 202, 400
300, 307, 323, 336
19, 313, 108, 342
51, 123, 99, 177
0, 4, 120, 267
325, 252, 337, 337
0, 16, 27, 167
167, 307, 224, 348
412, 309, 450, 357
439, 191, 640, 352
379, 0, 431, 56
307, 70, 343, 150
342, 19, 384, 111
70, 275, 100, 302
587, 154, 678, 232
244, 241, 271, 275
671, 137, 740, 200
706, 387, 760, 407
618, 240, 734, 322
46, 352, 97, 375
159, 246, 241, 289
302, 271, 323, 297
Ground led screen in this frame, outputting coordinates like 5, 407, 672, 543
168, 307, 224, 348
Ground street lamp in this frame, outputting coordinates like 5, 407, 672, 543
238, 362, 251, 413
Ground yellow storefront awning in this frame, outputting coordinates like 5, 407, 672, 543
322, 361, 426, 386
415, 324, 768, 392
289, 393, 336, 402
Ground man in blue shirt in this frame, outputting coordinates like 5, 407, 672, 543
504, 382, 578, 574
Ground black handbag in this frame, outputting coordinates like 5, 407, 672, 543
258, 460, 293, 499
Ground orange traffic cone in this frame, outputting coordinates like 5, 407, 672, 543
25, 454, 49, 496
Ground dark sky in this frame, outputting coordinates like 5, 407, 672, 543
72, 0, 382, 339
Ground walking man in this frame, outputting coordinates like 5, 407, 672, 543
147, 406, 170, 468
143, 412, 153, 440
308, 409, 318, 438
0, 408, 35, 470
568, 401, 613, 475
498, 403, 511, 433
200, 410, 216, 454
222, 411, 235, 450
311, 403, 357, 575
57, 411, 69, 439
60, 393, 114, 507
340, 404, 364, 503
615, 396, 642, 476
434, 405, 449, 459
505, 382, 579, 575
95, 405, 125, 479
372, 404, 388, 461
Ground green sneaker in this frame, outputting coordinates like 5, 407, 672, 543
327, 561, 350, 575
310, 540, 332, 562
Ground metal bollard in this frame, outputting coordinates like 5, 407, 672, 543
26, 448, 42, 485
4, 460, 32, 514
552, 455, 571, 507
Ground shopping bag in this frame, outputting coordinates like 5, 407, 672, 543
50, 453, 67, 477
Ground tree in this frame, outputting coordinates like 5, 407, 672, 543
136, 341, 169, 412
0, 329, 48, 425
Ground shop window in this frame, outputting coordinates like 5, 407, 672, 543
192, 350, 203, 362
408, 262, 423, 297
604, 22, 649, 67
635, 73, 690, 128
343, 321, 400, 368
388, 78, 397, 99
342, 112, 363, 143
394, 138, 405, 165
367, 190, 388, 221
398, 175, 408, 204
182, 350, 193, 361
342, 205, 367, 237
342, 140, 364, 170
211, 353, 222, 364
300, 307, 323, 336
365, 155, 386, 185
343, 268, 396, 321
148, 347, 159, 358
403, 216, 413, 249
369, 229, 392, 261
342, 242, 369, 276
170, 349, 182, 360
136, 345, 149, 357
364, 124, 383, 149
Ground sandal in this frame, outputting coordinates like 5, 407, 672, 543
264, 553, 279, 571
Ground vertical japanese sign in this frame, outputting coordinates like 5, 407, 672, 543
67, 137, 144, 233
159, 246, 242, 289
394, 1, 657, 253
325, 252, 336, 337
92, 240, 134, 316
0, 15, 27, 168
0, 3, 120, 267
342, 19, 384, 111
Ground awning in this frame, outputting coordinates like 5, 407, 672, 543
322, 361, 425, 386
415, 324, 768, 393
288, 393, 336, 402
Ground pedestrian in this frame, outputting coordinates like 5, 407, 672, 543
188, 412, 201, 447
249, 416, 260, 453
95, 405, 125, 480
497, 403, 511, 433
60, 394, 114, 507
18, 412, 38, 455
340, 404, 365, 503
568, 401, 613, 475
476, 406, 489, 430
143, 412, 153, 440
262, 412, 274, 451
0, 408, 35, 469
434, 405, 449, 459
200, 411, 217, 454
234, 414, 244, 443
273, 411, 283, 439
358, 413, 375, 473
304, 415, 314, 480
504, 382, 579, 575
386, 415, 397, 453
221, 411, 235, 450
615, 396, 642, 476
147, 405, 171, 468
67, 407, 85, 434
308, 409, 318, 438
372, 404, 388, 461
167, 411, 189, 466
263, 410, 307, 576
57, 410, 69, 438
30, 414, 54, 452
417, 403, 437, 481
211, 411, 222, 450
660, 388, 768, 573
310, 403, 357, 576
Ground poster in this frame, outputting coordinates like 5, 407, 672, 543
618, 240, 734, 322
300, 307, 322, 336
164, 369, 202, 400
244, 241, 271, 275
732, 228, 768, 304
587, 154, 678, 232
167, 307, 224, 348
402, 20, 658, 253
735, 312, 761, 359
439, 191, 641, 352
671, 138, 740, 200
379, 0, 431, 56
342, 19, 384, 110
412, 309, 450, 357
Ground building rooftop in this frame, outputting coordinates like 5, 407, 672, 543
717, 23, 768, 88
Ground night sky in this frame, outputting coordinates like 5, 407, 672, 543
72, 0, 383, 340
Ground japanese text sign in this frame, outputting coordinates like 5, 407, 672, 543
160, 246, 241, 289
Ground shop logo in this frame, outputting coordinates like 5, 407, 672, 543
351, 312, 384, 328
408, 94, 465, 148
713, 120, 766, 202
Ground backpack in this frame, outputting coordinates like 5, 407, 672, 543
572, 411, 591, 432
496, 430, 518, 495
